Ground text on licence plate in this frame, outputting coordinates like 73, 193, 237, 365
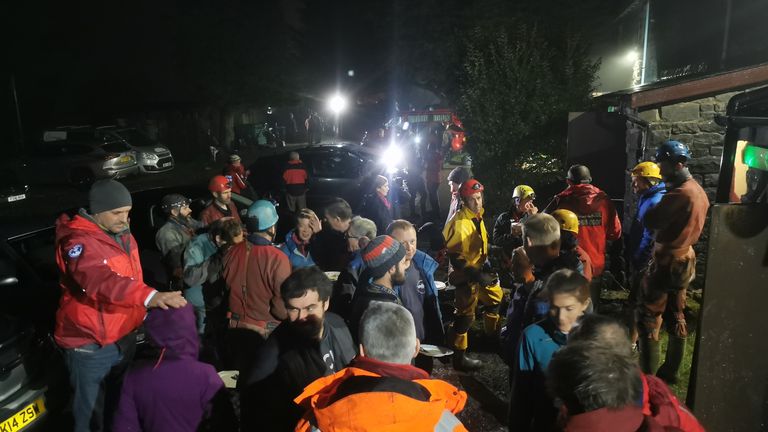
161, 162, 172, 168
0, 398, 46, 432
7, 194, 25, 202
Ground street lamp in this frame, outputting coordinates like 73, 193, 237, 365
327, 93, 348, 142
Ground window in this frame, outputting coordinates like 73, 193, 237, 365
102, 141, 132, 153
312, 152, 362, 179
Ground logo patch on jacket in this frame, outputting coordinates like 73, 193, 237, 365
68, 244, 84, 258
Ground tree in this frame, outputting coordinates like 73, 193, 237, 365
459, 22, 598, 214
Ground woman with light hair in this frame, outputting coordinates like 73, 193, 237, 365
330, 216, 378, 320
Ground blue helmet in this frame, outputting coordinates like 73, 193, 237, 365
245, 200, 279, 232
655, 140, 691, 163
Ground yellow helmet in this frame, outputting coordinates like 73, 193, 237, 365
512, 185, 535, 202
631, 161, 662, 179
551, 209, 579, 234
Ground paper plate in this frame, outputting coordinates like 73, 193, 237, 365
218, 370, 239, 389
324, 271, 341, 282
419, 344, 454, 358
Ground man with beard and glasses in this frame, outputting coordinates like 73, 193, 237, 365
155, 193, 203, 291
238, 266, 356, 432
348, 235, 408, 342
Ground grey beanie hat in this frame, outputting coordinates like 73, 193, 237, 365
89, 179, 132, 214
361, 235, 406, 279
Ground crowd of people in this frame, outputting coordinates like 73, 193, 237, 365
52, 139, 708, 431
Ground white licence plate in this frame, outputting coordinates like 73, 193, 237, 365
161, 162, 172, 168
7, 194, 25, 202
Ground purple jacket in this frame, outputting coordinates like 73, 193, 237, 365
113, 304, 223, 432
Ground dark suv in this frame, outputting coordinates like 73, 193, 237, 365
247, 143, 393, 212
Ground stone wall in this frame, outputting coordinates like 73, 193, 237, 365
636, 92, 739, 289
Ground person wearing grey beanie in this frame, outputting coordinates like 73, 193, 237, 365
347, 235, 407, 342
54, 179, 188, 432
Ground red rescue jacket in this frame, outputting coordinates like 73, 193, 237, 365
223, 163, 248, 194
54, 212, 155, 349
283, 160, 308, 196
552, 184, 621, 276
200, 201, 241, 226
223, 235, 290, 329
642, 374, 705, 432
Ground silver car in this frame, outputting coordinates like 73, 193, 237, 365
97, 128, 174, 174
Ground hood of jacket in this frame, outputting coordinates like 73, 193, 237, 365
144, 303, 199, 360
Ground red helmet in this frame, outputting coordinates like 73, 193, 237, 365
208, 175, 232, 192
459, 179, 484, 197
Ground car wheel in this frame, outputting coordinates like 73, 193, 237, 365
69, 168, 95, 188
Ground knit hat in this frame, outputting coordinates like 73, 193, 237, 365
447, 167, 471, 184
361, 235, 406, 279
89, 179, 132, 214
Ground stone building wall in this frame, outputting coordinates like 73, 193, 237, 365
635, 92, 740, 289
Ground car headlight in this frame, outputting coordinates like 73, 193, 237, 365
141, 152, 159, 161
381, 144, 404, 174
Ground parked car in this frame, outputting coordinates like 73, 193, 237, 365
0, 218, 69, 431
95, 127, 175, 174
0, 171, 28, 206
247, 143, 400, 212
11, 129, 140, 187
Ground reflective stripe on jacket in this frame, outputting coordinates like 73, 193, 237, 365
54, 212, 154, 349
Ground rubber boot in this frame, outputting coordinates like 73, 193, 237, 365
656, 335, 686, 385
483, 312, 500, 336
452, 349, 483, 372
639, 337, 660, 375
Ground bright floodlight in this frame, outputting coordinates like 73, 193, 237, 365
382, 144, 404, 173
328, 94, 348, 115
625, 50, 639, 64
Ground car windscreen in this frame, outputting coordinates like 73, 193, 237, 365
101, 141, 132, 153
115, 129, 157, 147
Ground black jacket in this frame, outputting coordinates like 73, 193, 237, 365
359, 193, 393, 236
348, 281, 401, 344
311, 229, 351, 272
492, 210, 526, 258
239, 313, 357, 431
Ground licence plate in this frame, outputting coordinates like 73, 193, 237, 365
161, 162, 172, 168
119, 155, 132, 163
0, 398, 45, 432
7, 194, 25, 202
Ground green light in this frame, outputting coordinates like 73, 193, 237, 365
743, 144, 768, 171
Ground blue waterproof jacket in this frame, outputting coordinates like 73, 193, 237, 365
627, 183, 666, 270
393, 250, 445, 345
279, 229, 316, 269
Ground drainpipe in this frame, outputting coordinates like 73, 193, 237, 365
640, 0, 650, 85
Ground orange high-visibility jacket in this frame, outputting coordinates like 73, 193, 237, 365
294, 366, 468, 432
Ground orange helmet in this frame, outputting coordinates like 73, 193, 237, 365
208, 175, 232, 192
459, 179, 484, 197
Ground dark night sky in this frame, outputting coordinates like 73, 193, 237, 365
5, 0, 768, 148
